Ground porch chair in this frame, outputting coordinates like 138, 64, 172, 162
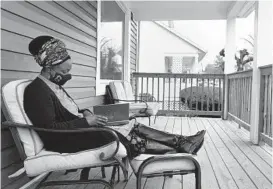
107, 81, 160, 125
1, 79, 129, 189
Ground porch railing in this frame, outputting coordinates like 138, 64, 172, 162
132, 73, 225, 116
259, 65, 272, 145
227, 64, 272, 146
227, 69, 253, 129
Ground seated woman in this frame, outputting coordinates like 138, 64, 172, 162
24, 36, 205, 159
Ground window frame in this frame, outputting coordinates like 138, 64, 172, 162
96, 1, 131, 96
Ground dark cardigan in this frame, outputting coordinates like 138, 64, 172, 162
23, 77, 114, 153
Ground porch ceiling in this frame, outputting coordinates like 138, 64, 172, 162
125, 1, 248, 21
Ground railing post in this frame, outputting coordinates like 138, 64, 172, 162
223, 75, 229, 120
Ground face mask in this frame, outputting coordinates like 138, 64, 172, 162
50, 70, 72, 86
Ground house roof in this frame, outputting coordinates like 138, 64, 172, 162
153, 21, 207, 61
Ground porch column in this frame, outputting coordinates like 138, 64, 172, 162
223, 17, 237, 119
250, 1, 273, 144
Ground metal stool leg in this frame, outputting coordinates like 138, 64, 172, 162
195, 167, 201, 189
136, 174, 142, 189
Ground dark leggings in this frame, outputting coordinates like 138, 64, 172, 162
41, 124, 178, 158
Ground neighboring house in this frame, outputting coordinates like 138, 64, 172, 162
139, 21, 207, 74
138, 21, 207, 104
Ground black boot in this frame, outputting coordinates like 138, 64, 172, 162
133, 122, 206, 154
133, 123, 178, 147
175, 130, 206, 154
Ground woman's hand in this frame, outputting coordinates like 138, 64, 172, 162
85, 115, 108, 127
82, 110, 93, 117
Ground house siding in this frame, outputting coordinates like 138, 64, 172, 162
130, 12, 138, 94
1, 1, 101, 188
130, 12, 138, 74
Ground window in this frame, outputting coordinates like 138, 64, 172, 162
100, 1, 125, 80
164, 55, 193, 83
164, 56, 192, 74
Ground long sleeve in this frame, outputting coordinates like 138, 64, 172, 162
59, 86, 93, 116
79, 108, 94, 115
24, 82, 90, 130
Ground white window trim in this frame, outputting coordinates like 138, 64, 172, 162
164, 53, 198, 57
96, 0, 131, 96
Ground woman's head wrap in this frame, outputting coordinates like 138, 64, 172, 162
29, 36, 70, 67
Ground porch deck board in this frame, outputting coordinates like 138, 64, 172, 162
41, 117, 272, 189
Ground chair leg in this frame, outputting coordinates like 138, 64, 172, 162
80, 168, 90, 180
154, 115, 157, 124
114, 157, 129, 181
148, 116, 151, 126
101, 167, 106, 178
110, 166, 117, 185
122, 158, 129, 181
117, 166, 120, 182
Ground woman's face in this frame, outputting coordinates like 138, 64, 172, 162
48, 59, 73, 85
53, 59, 73, 75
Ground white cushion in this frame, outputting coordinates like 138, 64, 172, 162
122, 81, 135, 101
130, 102, 160, 116
24, 141, 127, 177
2, 80, 44, 156
130, 154, 197, 175
109, 81, 128, 101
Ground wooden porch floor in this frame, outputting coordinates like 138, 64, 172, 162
42, 117, 272, 189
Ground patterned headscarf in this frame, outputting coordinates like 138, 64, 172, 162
29, 36, 70, 67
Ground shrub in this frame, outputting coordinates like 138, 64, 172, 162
180, 86, 222, 111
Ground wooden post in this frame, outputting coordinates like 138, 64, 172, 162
223, 17, 237, 120
250, 1, 273, 144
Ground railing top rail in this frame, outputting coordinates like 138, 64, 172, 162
227, 69, 253, 76
227, 69, 253, 79
259, 64, 272, 70
227, 64, 272, 78
132, 72, 225, 79
259, 64, 272, 76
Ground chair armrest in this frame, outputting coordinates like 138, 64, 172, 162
112, 99, 149, 110
2, 121, 120, 161
135, 95, 157, 102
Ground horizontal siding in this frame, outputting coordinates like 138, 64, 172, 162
1, 1, 103, 188
130, 13, 138, 74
